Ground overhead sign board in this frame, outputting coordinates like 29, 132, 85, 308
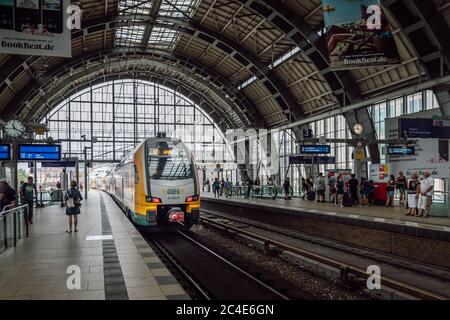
0, 144, 11, 160
41, 160, 75, 167
398, 118, 450, 139
387, 146, 415, 155
0, 0, 72, 57
289, 156, 336, 165
299, 145, 331, 154
18, 144, 61, 161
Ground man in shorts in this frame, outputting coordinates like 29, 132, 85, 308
418, 171, 434, 218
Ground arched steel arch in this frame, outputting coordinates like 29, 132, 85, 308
12, 53, 251, 130
36, 72, 233, 132
383, 0, 450, 118
0, 50, 263, 128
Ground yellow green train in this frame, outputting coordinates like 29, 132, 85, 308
93, 135, 200, 231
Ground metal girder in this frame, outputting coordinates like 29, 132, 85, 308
383, 0, 450, 79
0, 51, 249, 130
383, 0, 450, 119
140, 0, 163, 49
234, 0, 361, 107
152, 16, 304, 121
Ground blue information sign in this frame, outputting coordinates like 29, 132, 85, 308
387, 146, 415, 155
18, 144, 61, 161
0, 144, 10, 160
41, 161, 76, 168
289, 156, 336, 165
299, 145, 331, 154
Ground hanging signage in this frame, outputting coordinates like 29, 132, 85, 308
388, 139, 449, 179
398, 118, 450, 139
42, 160, 75, 167
0, 0, 72, 57
289, 156, 336, 165
322, 0, 400, 69
299, 145, 331, 154
0, 144, 10, 160
18, 144, 61, 161
387, 146, 415, 155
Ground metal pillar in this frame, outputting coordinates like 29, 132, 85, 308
84, 146, 88, 200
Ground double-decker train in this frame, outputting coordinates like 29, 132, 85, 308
92, 134, 200, 232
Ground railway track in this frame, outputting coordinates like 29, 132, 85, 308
199, 209, 449, 300
146, 230, 292, 300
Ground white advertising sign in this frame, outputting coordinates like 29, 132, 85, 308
0, 0, 72, 57
388, 138, 449, 179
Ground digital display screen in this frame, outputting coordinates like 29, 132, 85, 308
299, 145, 331, 154
0, 144, 11, 160
387, 146, 415, 155
18, 144, 61, 161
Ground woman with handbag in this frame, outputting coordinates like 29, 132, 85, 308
65, 180, 83, 233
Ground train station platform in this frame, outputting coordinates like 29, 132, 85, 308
201, 193, 450, 269
0, 191, 189, 300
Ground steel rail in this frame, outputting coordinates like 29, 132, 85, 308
200, 215, 447, 300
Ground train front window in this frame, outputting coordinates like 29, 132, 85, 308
147, 143, 193, 180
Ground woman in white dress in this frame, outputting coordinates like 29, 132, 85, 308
406, 173, 420, 216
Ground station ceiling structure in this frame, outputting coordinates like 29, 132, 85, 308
0, 0, 449, 163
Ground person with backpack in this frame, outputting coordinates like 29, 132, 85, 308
65, 180, 83, 233
212, 178, 221, 198
20, 176, 36, 224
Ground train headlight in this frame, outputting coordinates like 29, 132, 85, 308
146, 196, 162, 203
185, 195, 199, 202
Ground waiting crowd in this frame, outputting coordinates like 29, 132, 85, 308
0, 177, 84, 231
203, 170, 435, 218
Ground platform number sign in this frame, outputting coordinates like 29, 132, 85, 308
303, 129, 313, 138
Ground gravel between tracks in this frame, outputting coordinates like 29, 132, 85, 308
190, 224, 370, 300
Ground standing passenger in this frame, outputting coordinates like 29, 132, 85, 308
223, 179, 232, 198
315, 173, 326, 203
406, 173, 420, 216
386, 175, 396, 207
21, 177, 36, 224
396, 172, 407, 205
283, 178, 291, 200
212, 178, 221, 198
246, 178, 253, 198
418, 171, 434, 218
65, 181, 83, 233
348, 174, 359, 207
335, 175, 345, 207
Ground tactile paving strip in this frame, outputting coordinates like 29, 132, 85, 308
100, 196, 129, 300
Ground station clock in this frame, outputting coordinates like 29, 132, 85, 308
3, 119, 26, 138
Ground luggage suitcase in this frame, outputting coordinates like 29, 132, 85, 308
307, 191, 316, 201
343, 192, 353, 207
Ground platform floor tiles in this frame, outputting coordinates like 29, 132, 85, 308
0, 191, 190, 300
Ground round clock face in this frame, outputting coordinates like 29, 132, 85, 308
353, 123, 364, 135
4, 119, 26, 138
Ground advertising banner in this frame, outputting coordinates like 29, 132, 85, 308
388, 138, 449, 179
0, 0, 71, 57
322, 0, 400, 69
